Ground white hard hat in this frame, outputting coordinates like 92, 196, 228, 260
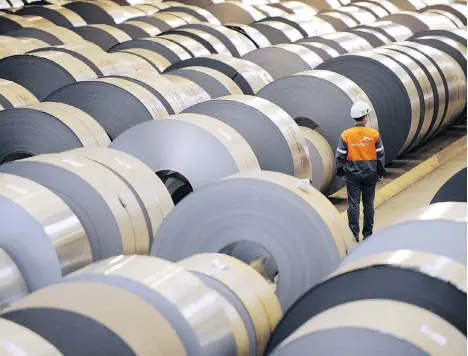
350, 101, 372, 119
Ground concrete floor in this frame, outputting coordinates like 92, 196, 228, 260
373, 148, 467, 231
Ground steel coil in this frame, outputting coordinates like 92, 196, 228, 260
0, 36, 48, 58
183, 95, 311, 178
166, 66, 243, 97
2, 278, 187, 355
67, 147, 174, 240
72, 24, 131, 50
267, 249, 467, 352
317, 11, 359, 31
255, 4, 289, 18
269, 300, 466, 355
165, 54, 273, 95
128, 4, 160, 15
297, 41, 341, 59
364, 21, 414, 41
250, 21, 303, 44
226, 24, 272, 49
176, 23, 256, 57
0, 153, 150, 259
204, 3, 265, 24
0, 244, 28, 308
0, 173, 92, 291
121, 20, 162, 36
255, 16, 307, 37
331, 6, 378, 24
299, 0, 341, 11
0, 78, 38, 108
0, 318, 62, 354
411, 35, 467, 76
420, 4, 467, 25
46, 77, 169, 139
112, 71, 211, 114
0, 102, 109, 163
0, 51, 97, 100
157, 33, 211, 57
179, 253, 283, 356
383, 11, 457, 33
258, 69, 377, 194
243, 44, 325, 80
120, 48, 171, 72
64, 0, 128, 24
0, 12, 53, 34
159, 4, 221, 24
150, 171, 353, 311
161, 11, 202, 25
300, 127, 334, 192
270, 2, 318, 17
110, 113, 260, 202
409, 28, 467, 46
16, 5, 87, 28
164, 28, 232, 55
347, 27, 394, 46
299, 32, 374, 54
423, 8, 465, 27
431, 168, 467, 204
317, 51, 421, 158
351, 1, 391, 18
344, 202, 467, 265
5, 25, 87, 45
109, 37, 191, 64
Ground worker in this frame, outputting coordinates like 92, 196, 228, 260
335, 101, 386, 242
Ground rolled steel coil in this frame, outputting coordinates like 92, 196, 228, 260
254, 4, 289, 18
150, 170, 354, 310
159, 4, 221, 24
423, 8, 465, 27
299, 0, 342, 11
270, 2, 318, 17
431, 167, 467, 204
178, 253, 283, 355
204, 3, 265, 24
346, 27, 394, 46
409, 28, 467, 46
352, 0, 400, 14
0, 51, 97, 101
250, 21, 303, 44
126, 4, 160, 15
317, 51, 423, 158
257, 69, 377, 194
362, 21, 414, 41
4, 25, 87, 45
64, 0, 128, 24
0, 102, 109, 163
67, 147, 174, 240
411, 35, 467, 76
0, 78, 38, 108
110, 113, 260, 201
275, 15, 336, 37
119, 48, 171, 72
344, 202, 467, 265
0, 318, 62, 354
164, 28, 232, 55
16, 5, 86, 28
46, 77, 169, 139
109, 37, 191, 64
316, 11, 359, 31
382, 11, 458, 33
121, 15, 174, 33
383, 0, 426, 10
72, 24, 131, 51
243, 44, 326, 79
300, 127, 334, 192
329, 5, 378, 24
176, 23, 257, 57
0, 12, 54, 34
120, 5, 147, 19
2, 270, 187, 355
0, 153, 151, 259
183, 95, 312, 178
420, 4, 467, 25
121, 20, 163, 37
297, 41, 341, 59
298, 32, 374, 55
382, 42, 461, 139
112, 71, 211, 114
104, 52, 157, 73
157, 33, 212, 57
226, 24, 272, 49
267, 249, 467, 352
162, 66, 243, 97
165, 54, 274, 95
0, 247, 28, 308
269, 299, 465, 355
160, 11, 202, 25
0, 36, 48, 58
371, 47, 435, 149
0, 173, 92, 292
350, 1, 391, 18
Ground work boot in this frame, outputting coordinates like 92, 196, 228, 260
363, 234, 372, 240
354, 235, 359, 243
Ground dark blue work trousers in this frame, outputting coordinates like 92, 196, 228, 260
346, 175, 377, 240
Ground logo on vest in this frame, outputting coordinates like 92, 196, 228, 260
351, 136, 372, 147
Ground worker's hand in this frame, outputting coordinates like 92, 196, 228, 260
377, 176, 383, 182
